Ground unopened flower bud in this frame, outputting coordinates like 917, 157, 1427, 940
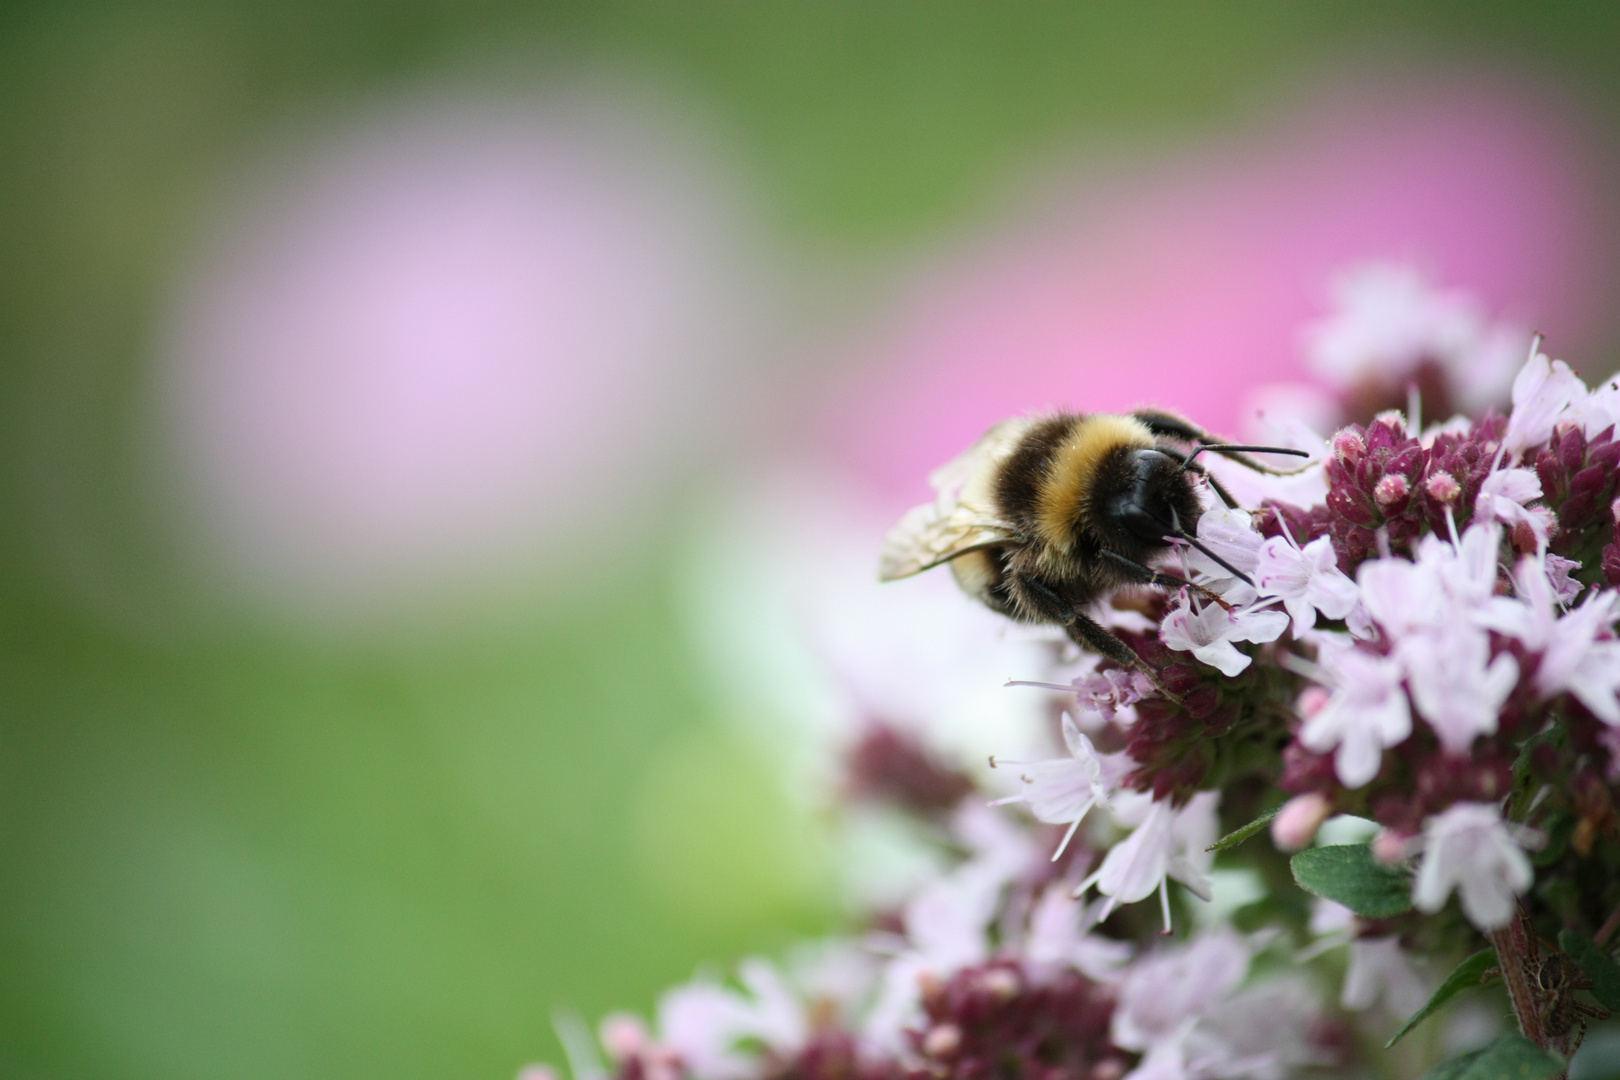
922, 1023, 962, 1058
1425, 470, 1461, 504
1611, 495, 1620, 525
1373, 473, 1409, 509
1332, 429, 1366, 464
1298, 685, 1331, 719
1272, 792, 1333, 852
1372, 829, 1414, 864
1090, 1060, 1127, 1080
1373, 409, 1407, 433
599, 1015, 648, 1060
976, 967, 1021, 1000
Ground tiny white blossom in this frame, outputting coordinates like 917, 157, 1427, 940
863, 851, 1003, 1052
1196, 976, 1328, 1080
1111, 928, 1251, 1054
1009, 667, 1154, 729
1545, 553, 1583, 605
1535, 590, 1620, 724
1398, 622, 1518, 755
1412, 802, 1534, 931
1480, 554, 1560, 651
1182, 506, 1266, 603
1299, 640, 1411, 788
1161, 595, 1289, 677
1568, 375, 1620, 438
655, 959, 809, 1080
991, 712, 1134, 860
1473, 467, 1548, 549
1308, 897, 1356, 939
1355, 523, 1516, 753
1503, 349, 1586, 460
1357, 546, 1445, 641
1303, 263, 1523, 413
1341, 936, 1431, 1018
1023, 887, 1133, 983
1113, 929, 1321, 1080
1253, 534, 1359, 633
1484, 557, 1620, 724
1080, 791, 1218, 930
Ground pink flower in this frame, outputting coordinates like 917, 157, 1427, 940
1271, 792, 1334, 852
1304, 261, 1525, 413
1182, 507, 1266, 602
1111, 929, 1251, 1054
1503, 348, 1586, 460
1341, 936, 1431, 1018
1568, 374, 1620, 438
1253, 534, 1360, 634
1473, 467, 1548, 549
656, 959, 808, 1080
1023, 887, 1133, 983
1545, 553, 1583, 605
1397, 622, 1518, 755
1298, 640, 1412, 788
1161, 596, 1289, 677
818, 86, 1610, 501
1533, 591, 1620, 724
1412, 802, 1534, 930
1080, 791, 1219, 931
1484, 556, 1620, 723
992, 712, 1135, 860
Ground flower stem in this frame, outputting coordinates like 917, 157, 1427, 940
1485, 906, 1548, 1051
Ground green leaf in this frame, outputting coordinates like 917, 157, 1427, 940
1386, 949, 1497, 1047
1559, 929, 1620, 1011
1420, 1049, 1483, 1080
1206, 805, 1280, 853
1418, 1035, 1562, 1080
1290, 843, 1412, 918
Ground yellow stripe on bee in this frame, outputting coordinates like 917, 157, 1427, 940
1034, 414, 1155, 552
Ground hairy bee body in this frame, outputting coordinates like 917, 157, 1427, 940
880, 408, 1292, 682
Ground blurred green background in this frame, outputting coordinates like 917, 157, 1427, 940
2, 4, 1620, 1078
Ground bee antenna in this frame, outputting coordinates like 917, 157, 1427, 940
1170, 527, 1256, 588
1182, 443, 1311, 470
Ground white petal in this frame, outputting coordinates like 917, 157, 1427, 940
1194, 639, 1251, 677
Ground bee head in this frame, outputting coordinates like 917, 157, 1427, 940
1100, 447, 1202, 552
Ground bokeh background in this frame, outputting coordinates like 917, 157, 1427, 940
4, 4, 1620, 1078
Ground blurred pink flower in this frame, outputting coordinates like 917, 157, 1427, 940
817, 79, 1612, 503
160, 93, 768, 608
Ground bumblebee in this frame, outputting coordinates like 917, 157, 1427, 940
879, 409, 1305, 691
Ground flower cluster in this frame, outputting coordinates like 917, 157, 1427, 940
530, 284, 1620, 1080
554, 782, 1334, 1080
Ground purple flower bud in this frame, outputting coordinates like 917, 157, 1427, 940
1272, 792, 1333, 852
1424, 470, 1461, 504
921, 1024, 961, 1058
1373, 473, 1410, 510
1332, 428, 1366, 465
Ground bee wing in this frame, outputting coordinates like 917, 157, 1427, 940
926, 417, 1033, 499
878, 501, 1012, 581
880, 418, 1031, 582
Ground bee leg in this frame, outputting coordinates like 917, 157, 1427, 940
1063, 611, 1181, 704
1132, 409, 1211, 444
1133, 408, 1302, 476
1098, 549, 1233, 611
